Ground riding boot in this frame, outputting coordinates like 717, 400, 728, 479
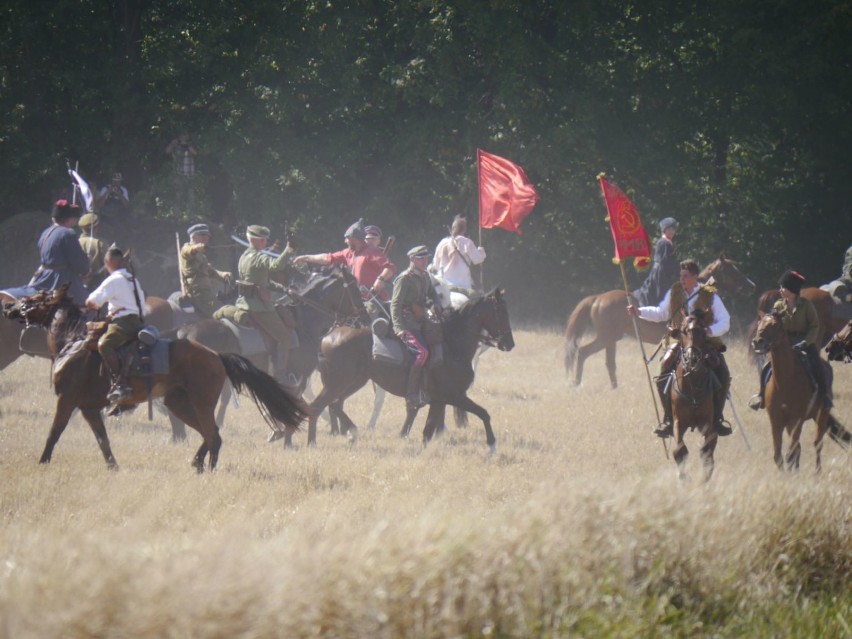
103, 352, 132, 404
809, 349, 833, 410
711, 354, 733, 436
405, 364, 428, 410
654, 375, 674, 438
748, 362, 770, 410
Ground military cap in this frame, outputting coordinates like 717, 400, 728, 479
364, 224, 382, 238
659, 217, 678, 232
246, 225, 270, 239
407, 245, 431, 259
344, 219, 366, 240
187, 223, 210, 237
51, 199, 82, 221
79, 212, 99, 228
779, 270, 805, 295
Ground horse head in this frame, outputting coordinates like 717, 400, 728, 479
700, 252, 756, 297
825, 319, 852, 362
680, 312, 709, 371
752, 310, 786, 354
291, 264, 367, 322
3, 285, 71, 327
478, 288, 514, 352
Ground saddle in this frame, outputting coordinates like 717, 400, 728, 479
370, 317, 442, 368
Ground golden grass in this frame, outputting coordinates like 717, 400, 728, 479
0, 329, 849, 638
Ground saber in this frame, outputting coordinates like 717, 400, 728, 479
726, 392, 751, 451
230, 234, 281, 258
382, 235, 395, 256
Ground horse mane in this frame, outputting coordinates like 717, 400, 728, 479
441, 294, 488, 353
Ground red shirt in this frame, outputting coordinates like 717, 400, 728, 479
327, 246, 396, 301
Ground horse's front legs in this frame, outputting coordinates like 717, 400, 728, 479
699, 426, 718, 483
40, 396, 80, 466
786, 421, 804, 472
80, 408, 118, 470
672, 421, 689, 481
399, 404, 420, 439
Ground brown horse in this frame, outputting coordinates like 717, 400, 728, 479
751, 310, 846, 472
747, 287, 848, 370
293, 289, 514, 452
564, 253, 755, 388
3, 288, 308, 471
826, 319, 852, 362
669, 313, 719, 482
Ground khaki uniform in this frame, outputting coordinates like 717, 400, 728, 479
235, 244, 295, 351
772, 297, 819, 345
79, 233, 107, 289
391, 267, 437, 335
180, 242, 228, 317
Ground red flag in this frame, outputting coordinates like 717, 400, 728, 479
598, 176, 651, 269
478, 149, 539, 234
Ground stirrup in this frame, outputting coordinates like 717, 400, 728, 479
715, 419, 733, 437
747, 394, 764, 411
107, 385, 132, 404
653, 422, 673, 438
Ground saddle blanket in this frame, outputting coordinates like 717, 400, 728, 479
218, 318, 300, 358
53, 332, 171, 378
166, 292, 202, 329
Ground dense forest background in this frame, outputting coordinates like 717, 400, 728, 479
1, 0, 850, 324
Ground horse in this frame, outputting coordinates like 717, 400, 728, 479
2, 287, 308, 471
751, 310, 848, 472
747, 287, 849, 370
669, 313, 719, 482
291, 288, 514, 452
564, 252, 755, 388
826, 319, 852, 363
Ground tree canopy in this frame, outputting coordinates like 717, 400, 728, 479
1, 0, 849, 322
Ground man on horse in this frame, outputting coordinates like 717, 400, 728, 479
748, 270, 833, 411
634, 217, 678, 306
231, 224, 298, 386
179, 223, 232, 318
84, 246, 146, 404
431, 215, 486, 298
392, 245, 444, 409
628, 258, 733, 438
293, 219, 396, 319
6, 200, 92, 306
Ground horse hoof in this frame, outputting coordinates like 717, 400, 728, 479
487, 443, 497, 456
267, 430, 286, 443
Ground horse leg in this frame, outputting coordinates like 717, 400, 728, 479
574, 336, 609, 387
605, 343, 618, 389
330, 399, 358, 444
366, 384, 385, 431
422, 403, 444, 444
451, 396, 496, 454
167, 413, 188, 443
672, 421, 689, 481
215, 380, 232, 429
164, 389, 219, 472
39, 395, 78, 465
814, 411, 829, 473
786, 421, 804, 472
699, 425, 718, 483
80, 408, 118, 470
399, 404, 420, 439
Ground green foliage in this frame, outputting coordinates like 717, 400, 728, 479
1, 0, 849, 321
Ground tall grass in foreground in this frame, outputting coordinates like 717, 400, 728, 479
0, 329, 849, 638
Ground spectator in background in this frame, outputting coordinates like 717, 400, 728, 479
94, 172, 130, 217
166, 132, 198, 215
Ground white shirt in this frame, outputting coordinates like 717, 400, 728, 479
431, 235, 486, 290
638, 284, 730, 337
86, 268, 145, 318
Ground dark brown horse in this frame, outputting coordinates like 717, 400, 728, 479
3, 288, 308, 471
564, 253, 755, 388
670, 313, 718, 482
293, 289, 514, 452
747, 287, 848, 370
826, 319, 852, 362
752, 310, 847, 472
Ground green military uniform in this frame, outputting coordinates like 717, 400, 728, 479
842, 244, 852, 288
180, 242, 228, 317
78, 213, 107, 290
772, 296, 819, 346
231, 226, 296, 382
391, 267, 437, 335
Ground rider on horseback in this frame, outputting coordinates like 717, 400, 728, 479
293, 219, 396, 320
628, 259, 733, 438
233, 225, 298, 386
748, 270, 833, 411
392, 245, 444, 409
431, 215, 486, 298
179, 223, 232, 317
84, 246, 145, 404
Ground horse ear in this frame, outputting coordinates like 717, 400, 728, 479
123, 248, 133, 262
56, 282, 71, 299
719, 251, 727, 261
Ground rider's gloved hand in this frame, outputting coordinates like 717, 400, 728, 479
793, 340, 807, 351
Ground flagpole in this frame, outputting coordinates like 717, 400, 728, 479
619, 262, 669, 459
477, 149, 485, 291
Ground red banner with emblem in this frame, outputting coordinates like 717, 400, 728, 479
598, 176, 651, 269
478, 149, 539, 234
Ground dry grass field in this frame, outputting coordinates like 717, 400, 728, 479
0, 328, 849, 638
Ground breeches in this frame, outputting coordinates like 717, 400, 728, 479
188, 290, 217, 317
98, 315, 142, 360
401, 330, 429, 367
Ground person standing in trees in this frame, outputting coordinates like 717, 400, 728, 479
635, 217, 678, 306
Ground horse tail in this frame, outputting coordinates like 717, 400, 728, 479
827, 415, 851, 449
564, 294, 595, 374
454, 406, 468, 428
219, 353, 310, 430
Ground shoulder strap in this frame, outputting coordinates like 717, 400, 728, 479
451, 237, 473, 268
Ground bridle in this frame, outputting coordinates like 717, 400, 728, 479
283, 266, 367, 326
